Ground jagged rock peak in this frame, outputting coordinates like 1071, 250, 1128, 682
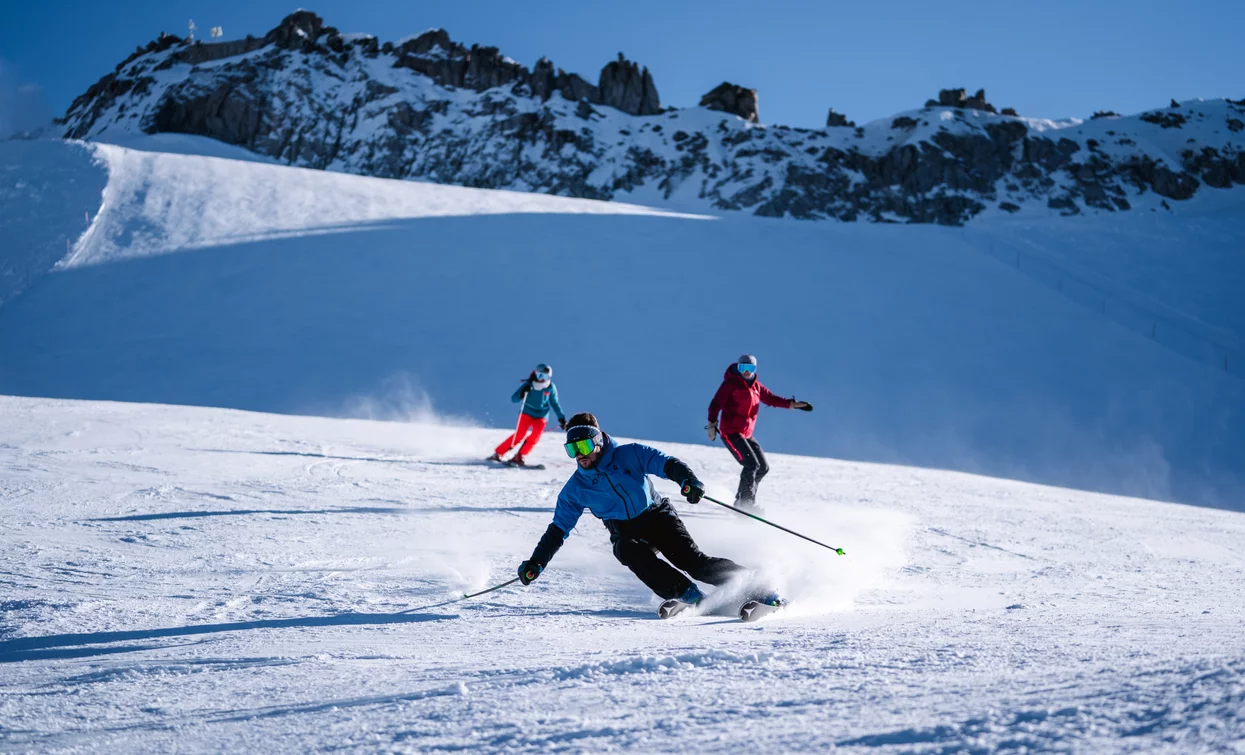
699, 82, 758, 122
530, 57, 598, 103
391, 27, 528, 94
58, 9, 1245, 228
826, 107, 855, 128
599, 53, 661, 116
925, 87, 997, 114
398, 28, 455, 56
265, 10, 327, 49
110, 10, 657, 117
113, 31, 185, 72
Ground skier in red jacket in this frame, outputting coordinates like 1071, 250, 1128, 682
707, 354, 813, 507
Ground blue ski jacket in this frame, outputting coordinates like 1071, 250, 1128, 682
513, 380, 565, 422
550, 434, 673, 536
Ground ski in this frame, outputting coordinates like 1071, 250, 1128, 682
485, 457, 547, 470
503, 461, 546, 470
658, 599, 696, 619
739, 598, 787, 623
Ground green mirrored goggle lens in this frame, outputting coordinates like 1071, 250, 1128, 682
564, 438, 596, 458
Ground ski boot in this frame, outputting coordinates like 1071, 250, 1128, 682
510, 454, 527, 467
658, 584, 705, 619
487, 452, 503, 463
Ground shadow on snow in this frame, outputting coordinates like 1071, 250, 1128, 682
0, 611, 455, 663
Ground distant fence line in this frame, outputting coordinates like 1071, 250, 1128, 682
961, 228, 1244, 381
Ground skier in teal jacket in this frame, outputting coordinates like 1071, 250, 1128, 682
490, 363, 566, 467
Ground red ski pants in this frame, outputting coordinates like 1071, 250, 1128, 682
495, 414, 547, 457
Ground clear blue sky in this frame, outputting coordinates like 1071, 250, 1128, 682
2, 0, 1242, 129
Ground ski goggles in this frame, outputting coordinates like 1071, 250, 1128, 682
738, 362, 757, 375
535, 370, 551, 380
564, 437, 598, 458
564, 425, 601, 458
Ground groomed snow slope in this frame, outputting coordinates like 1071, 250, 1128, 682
0, 140, 106, 307
1, 397, 1243, 752
0, 140, 1242, 509
968, 198, 1245, 375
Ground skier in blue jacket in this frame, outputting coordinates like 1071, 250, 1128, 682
516, 412, 784, 617
490, 363, 567, 467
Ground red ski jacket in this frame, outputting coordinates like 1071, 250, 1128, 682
707, 365, 794, 438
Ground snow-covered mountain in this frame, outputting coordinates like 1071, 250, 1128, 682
60, 11, 1245, 224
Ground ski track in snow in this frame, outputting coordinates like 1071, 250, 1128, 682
2, 396, 1243, 753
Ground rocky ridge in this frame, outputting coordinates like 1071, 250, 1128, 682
59, 11, 1245, 224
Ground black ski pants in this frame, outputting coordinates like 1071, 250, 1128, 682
723, 433, 769, 505
606, 499, 746, 600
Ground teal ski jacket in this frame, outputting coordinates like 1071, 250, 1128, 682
513, 379, 565, 422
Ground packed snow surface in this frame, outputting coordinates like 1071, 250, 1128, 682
1, 397, 1243, 752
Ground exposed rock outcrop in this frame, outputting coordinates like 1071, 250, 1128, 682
58, 10, 1243, 226
530, 58, 598, 103
598, 54, 661, 116
392, 29, 528, 94
263, 10, 324, 49
699, 83, 758, 122
825, 108, 854, 128
925, 88, 997, 113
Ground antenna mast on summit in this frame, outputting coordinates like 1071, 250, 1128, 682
188, 19, 197, 42
210, 26, 223, 40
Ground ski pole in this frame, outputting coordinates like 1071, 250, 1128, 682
463, 576, 521, 599
397, 576, 522, 613
703, 495, 845, 555
506, 409, 525, 452
505, 379, 532, 452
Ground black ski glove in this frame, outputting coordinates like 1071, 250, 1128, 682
792, 399, 814, 412
680, 477, 705, 504
558, 417, 568, 431
517, 560, 542, 585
